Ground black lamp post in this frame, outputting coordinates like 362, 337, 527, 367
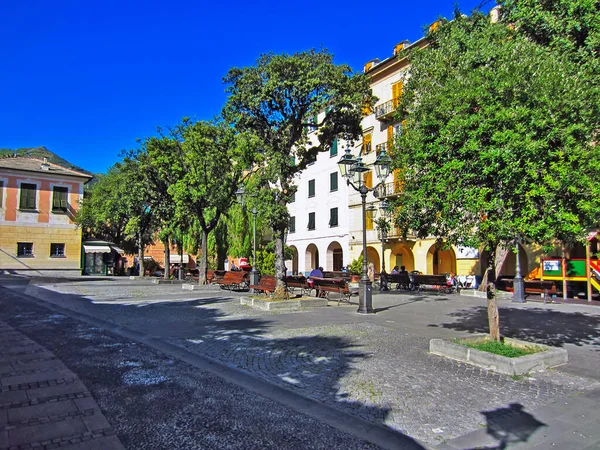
235, 186, 260, 290
338, 147, 392, 314
377, 199, 390, 291
512, 234, 525, 303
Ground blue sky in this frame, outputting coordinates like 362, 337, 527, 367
0, 0, 491, 174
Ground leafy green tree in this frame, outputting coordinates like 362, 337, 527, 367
166, 119, 254, 284
394, 11, 600, 340
223, 49, 374, 297
76, 161, 155, 274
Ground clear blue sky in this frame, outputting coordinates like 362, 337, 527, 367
0, 0, 491, 174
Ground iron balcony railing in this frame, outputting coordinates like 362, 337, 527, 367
375, 141, 389, 156
373, 181, 403, 198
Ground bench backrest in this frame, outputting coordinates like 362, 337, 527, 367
286, 275, 307, 287
413, 274, 447, 285
312, 277, 347, 289
223, 271, 247, 282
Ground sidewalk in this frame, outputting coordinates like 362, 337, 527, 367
0, 319, 125, 450
439, 389, 600, 449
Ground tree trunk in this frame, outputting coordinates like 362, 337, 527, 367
199, 229, 208, 285
163, 237, 170, 280
273, 227, 287, 299
178, 246, 184, 280
483, 245, 503, 342
138, 234, 145, 277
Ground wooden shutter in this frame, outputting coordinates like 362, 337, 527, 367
393, 169, 403, 194
0, 181, 3, 208
364, 171, 373, 189
366, 213, 374, 230
330, 172, 338, 191
20, 184, 36, 210
329, 208, 338, 227
392, 81, 403, 108
289, 216, 295, 233
308, 179, 315, 197
330, 138, 338, 157
308, 212, 315, 230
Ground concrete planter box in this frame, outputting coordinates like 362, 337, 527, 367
182, 283, 222, 291
240, 296, 328, 311
151, 279, 186, 284
430, 334, 568, 375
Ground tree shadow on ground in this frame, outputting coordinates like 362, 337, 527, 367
470, 403, 546, 450
0, 282, 426, 449
436, 306, 600, 348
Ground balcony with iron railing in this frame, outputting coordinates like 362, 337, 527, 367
375, 141, 389, 156
374, 99, 400, 121
373, 181, 403, 198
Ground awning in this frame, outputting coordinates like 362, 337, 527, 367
112, 246, 125, 254
83, 245, 112, 254
170, 254, 189, 264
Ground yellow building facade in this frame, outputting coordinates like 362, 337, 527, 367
0, 157, 92, 276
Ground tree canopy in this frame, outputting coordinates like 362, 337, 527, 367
393, 9, 600, 339
223, 49, 374, 295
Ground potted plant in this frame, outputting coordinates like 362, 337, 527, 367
348, 256, 363, 283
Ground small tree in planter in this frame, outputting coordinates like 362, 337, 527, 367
348, 256, 364, 282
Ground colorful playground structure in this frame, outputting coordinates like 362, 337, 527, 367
530, 232, 600, 302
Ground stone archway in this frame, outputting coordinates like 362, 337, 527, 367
305, 244, 319, 273
427, 244, 456, 275
288, 245, 299, 275
389, 243, 415, 272
361, 246, 381, 272
326, 241, 343, 272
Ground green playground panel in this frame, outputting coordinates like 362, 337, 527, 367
542, 259, 587, 277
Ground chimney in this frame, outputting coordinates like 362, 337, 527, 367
363, 58, 380, 73
393, 40, 410, 56
40, 157, 50, 171
489, 6, 501, 24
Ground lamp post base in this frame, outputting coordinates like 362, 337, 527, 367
357, 280, 375, 314
512, 276, 526, 303
249, 269, 260, 293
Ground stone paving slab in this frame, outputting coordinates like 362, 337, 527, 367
0, 320, 125, 450
0, 285, 396, 450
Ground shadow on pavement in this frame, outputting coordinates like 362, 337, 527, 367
435, 306, 600, 349
0, 281, 427, 449
477, 403, 546, 450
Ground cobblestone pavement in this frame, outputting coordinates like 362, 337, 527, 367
0, 286, 393, 450
4, 277, 600, 447
0, 319, 125, 450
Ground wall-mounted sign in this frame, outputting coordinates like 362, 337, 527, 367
543, 260, 560, 272
456, 246, 479, 259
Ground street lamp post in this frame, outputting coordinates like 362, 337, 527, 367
235, 186, 260, 290
377, 199, 390, 291
338, 147, 392, 314
512, 234, 525, 303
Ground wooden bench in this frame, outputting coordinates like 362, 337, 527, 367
250, 275, 277, 296
502, 279, 558, 298
413, 274, 452, 294
322, 271, 351, 280
215, 271, 248, 290
380, 272, 411, 290
285, 275, 311, 296
311, 277, 351, 305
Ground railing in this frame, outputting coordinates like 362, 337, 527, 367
374, 100, 394, 120
373, 181, 403, 198
375, 142, 389, 155
374, 99, 401, 120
